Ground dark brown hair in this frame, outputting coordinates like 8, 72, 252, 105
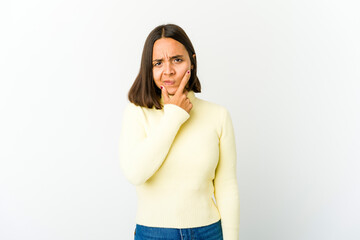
128, 24, 201, 109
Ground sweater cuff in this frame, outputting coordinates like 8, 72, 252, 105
163, 104, 190, 124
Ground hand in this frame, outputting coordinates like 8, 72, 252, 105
161, 70, 193, 114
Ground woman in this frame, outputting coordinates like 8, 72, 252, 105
119, 24, 240, 240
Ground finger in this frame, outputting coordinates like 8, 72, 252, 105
175, 69, 191, 96
161, 85, 169, 102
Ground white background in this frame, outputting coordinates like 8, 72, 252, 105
1, 0, 359, 239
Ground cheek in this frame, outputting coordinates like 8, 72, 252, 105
152, 69, 161, 81
178, 65, 190, 76
180, 61, 191, 71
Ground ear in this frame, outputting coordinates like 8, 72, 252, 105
193, 53, 196, 58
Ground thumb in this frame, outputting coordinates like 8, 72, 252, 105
161, 85, 169, 102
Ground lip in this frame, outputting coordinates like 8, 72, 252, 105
163, 80, 175, 85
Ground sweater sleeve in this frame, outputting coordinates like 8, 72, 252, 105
119, 103, 190, 186
214, 108, 240, 240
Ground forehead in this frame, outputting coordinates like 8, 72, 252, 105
152, 38, 188, 58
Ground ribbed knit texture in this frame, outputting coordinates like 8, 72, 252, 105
119, 90, 240, 240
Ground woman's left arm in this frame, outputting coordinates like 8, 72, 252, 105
214, 108, 240, 240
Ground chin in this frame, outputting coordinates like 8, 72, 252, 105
163, 86, 177, 95
168, 89, 178, 95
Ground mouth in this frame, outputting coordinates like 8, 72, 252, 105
163, 80, 175, 85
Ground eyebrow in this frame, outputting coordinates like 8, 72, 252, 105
152, 55, 184, 62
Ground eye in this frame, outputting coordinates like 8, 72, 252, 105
153, 62, 161, 67
174, 58, 183, 63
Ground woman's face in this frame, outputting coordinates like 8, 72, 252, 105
152, 38, 193, 95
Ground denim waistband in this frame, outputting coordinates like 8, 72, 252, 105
134, 219, 223, 240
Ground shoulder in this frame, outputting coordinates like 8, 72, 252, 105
124, 101, 155, 112
194, 98, 234, 133
123, 101, 162, 120
123, 102, 139, 114
194, 98, 235, 139
122, 102, 147, 119
195, 97, 230, 118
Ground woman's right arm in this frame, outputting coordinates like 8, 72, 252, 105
119, 102, 190, 186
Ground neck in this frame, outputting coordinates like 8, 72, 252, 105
160, 90, 196, 105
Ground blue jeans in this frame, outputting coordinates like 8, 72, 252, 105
134, 219, 223, 240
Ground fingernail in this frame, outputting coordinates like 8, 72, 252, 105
160, 86, 163, 89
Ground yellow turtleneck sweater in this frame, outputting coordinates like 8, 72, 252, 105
119, 90, 240, 240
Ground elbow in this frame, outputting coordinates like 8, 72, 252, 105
119, 154, 150, 186
126, 174, 147, 186
120, 166, 148, 186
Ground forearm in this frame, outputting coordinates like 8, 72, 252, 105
119, 103, 189, 185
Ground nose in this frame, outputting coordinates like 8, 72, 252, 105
163, 61, 175, 75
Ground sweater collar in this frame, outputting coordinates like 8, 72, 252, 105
160, 90, 196, 105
